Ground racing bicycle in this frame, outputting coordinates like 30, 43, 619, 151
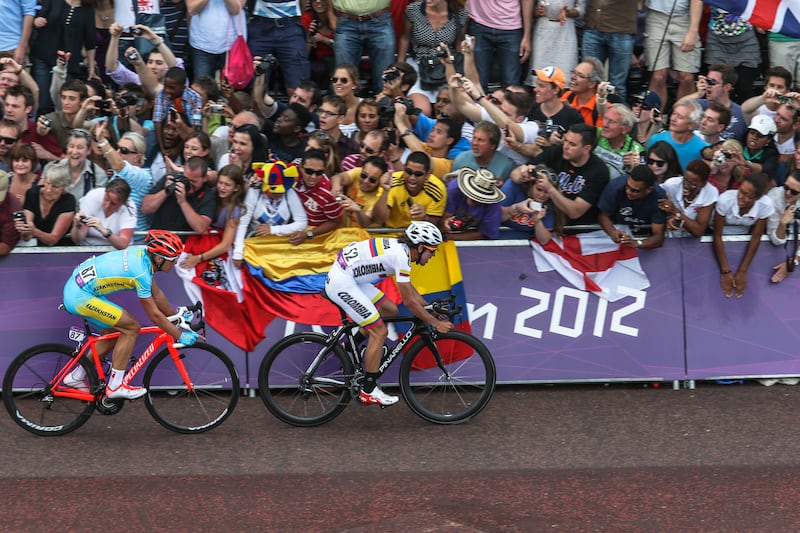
3, 302, 239, 436
258, 294, 495, 426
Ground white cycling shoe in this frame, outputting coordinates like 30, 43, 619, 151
358, 386, 399, 406
105, 384, 147, 400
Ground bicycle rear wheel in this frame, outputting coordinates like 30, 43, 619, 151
3, 343, 98, 436
399, 331, 496, 424
142, 342, 239, 434
258, 332, 354, 427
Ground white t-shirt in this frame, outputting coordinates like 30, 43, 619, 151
480, 109, 540, 166
662, 176, 719, 221
715, 189, 775, 235
77, 187, 137, 246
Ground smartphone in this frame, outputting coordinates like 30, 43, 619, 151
169, 107, 178, 122
528, 200, 543, 211
13, 210, 25, 221
651, 108, 661, 121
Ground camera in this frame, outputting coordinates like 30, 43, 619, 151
255, 54, 278, 76
165, 173, 190, 195
778, 94, 794, 105
132, 27, 143, 36
714, 150, 733, 165
116, 92, 138, 108
435, 46, 450, 58
705, 77, 718, 87
794, 207, 800, 220
208, 103, 224, 114
381, 69, 401, 83
377, 95, 417, 129
651, 108, 662, 120
464, 35, 474, 48
41, 117, 52, 128
79, 215, 89, 224
169, 107, 178, 122
96, 99, 111, 110
12, 210, 25, 222
126, 50, 139, 62
603, 85, 615, 94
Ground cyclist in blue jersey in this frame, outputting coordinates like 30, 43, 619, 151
61, 230, 200, 399
325, 221, 454, 406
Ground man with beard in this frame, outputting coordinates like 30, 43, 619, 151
141, 156, 216, 234
372, 151, 447, 228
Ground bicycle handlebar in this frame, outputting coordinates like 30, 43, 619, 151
424, 294, 462, 321
168, 301, 205, 334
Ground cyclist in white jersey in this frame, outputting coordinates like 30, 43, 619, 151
325, 221, 454, 406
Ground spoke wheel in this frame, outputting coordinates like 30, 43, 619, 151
258, 333, 354, 427
400, 331, 496, 424
3, 343, 98, 436
143, 342, 239, 434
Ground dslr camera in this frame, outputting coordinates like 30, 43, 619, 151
255, 54, 278, 76
116, 92, 138, 108
165, 173, 190, 195
377, 95, 417, 128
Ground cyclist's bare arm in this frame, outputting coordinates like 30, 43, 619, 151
397, 282, 453, 333
140, 284, 182, 339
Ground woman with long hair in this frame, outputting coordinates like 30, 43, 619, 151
306, 130, 341, 176
180, 164, 247, 271
330, 63, 361, 137
302, 0, 337, 90
644, 141, 682, 184
349, 99, 381, 145
229, 124, 269, 181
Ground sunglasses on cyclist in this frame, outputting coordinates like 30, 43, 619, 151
420, 244, 437, 255
359, 173, 379, 184
303, 167, 326, 176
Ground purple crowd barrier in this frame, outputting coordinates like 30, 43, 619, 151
0, 238, 794, 389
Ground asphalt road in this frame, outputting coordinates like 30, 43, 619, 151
2, 382, 800, 532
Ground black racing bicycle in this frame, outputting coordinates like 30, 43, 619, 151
258, 295, 496, 426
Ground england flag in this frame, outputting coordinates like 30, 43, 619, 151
530, 231, 650, 302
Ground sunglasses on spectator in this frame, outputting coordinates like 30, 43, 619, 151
69, 128, 92, 140
359, 173, 379, 183
330, 77, 350, 84
359, 143, 377, 155
303, 167, 326, 176
646, 157, 666, 168
118, 146, 136, 155
404, 168, 426, 177
784, 184, 800, 195
0, 136, 17, 145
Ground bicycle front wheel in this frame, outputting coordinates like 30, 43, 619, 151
3, 343, 98, 436
399, 331, 496, 424
258, 332, 354, 427
142, 342, 239, 434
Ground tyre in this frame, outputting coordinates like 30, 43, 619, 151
399, 331, 496, 424
142, 342, 239, 434
3, 343, 98, 436
258, 332, 355, 427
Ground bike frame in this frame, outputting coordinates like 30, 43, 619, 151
52, 324, 193, 401
307, 315, 447, 388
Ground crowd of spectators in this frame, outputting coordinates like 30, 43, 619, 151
1, 0, 799, 301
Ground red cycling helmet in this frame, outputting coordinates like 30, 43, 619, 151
144, 230, 184, 260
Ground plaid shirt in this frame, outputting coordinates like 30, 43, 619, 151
153, 86, 202, 126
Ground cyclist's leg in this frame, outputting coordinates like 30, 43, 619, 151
108, 310, 140, 383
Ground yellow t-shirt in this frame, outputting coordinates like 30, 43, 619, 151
342, 168, 383, 227
384, 171, 447, 228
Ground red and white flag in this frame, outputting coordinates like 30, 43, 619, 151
530, 230, 650, 301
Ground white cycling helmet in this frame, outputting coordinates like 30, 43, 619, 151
405, 221, 443, 246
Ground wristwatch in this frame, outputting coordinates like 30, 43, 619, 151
306, 230, 314, 240
104, 229, 113, 238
